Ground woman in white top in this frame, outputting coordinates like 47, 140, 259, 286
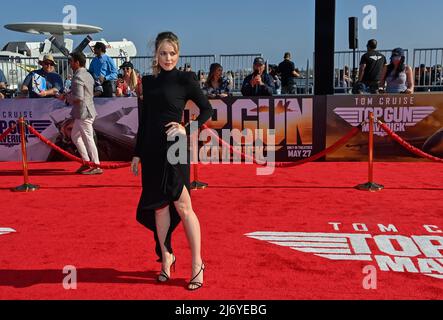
381, 48, 414, 94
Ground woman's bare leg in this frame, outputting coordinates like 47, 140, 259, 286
174, 186, 204, 289
155, 205, 175, 281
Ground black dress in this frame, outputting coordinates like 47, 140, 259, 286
134, 68, 213, 262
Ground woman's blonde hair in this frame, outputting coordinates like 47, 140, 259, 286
152, 31, 180, 77
128, 69, 139, 90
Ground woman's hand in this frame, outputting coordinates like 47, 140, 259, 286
404, 88, 413, 94
131, 156, 141, 176
165, 122, 186, 138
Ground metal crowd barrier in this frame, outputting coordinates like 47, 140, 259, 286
412, 48, 443, 92
333, 49, 409, 94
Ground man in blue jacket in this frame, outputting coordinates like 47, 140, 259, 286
241, 57, 274, 96
89, 42, 118, 97
21, 54, 64, 98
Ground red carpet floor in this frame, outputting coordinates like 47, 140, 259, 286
0, 161, 442, 300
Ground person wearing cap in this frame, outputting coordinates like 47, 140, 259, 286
358, 39, 387, 94
241, 57, 274, 96
116, 61, 142, 97
21, 54, 64, 98
89, 42, 118, 97
278, 52, 300, 94
380, 48, 414, 94
58, 51, 103, 175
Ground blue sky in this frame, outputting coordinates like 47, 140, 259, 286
0, 0, 442, 68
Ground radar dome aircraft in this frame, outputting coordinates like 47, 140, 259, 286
0, 22, 137, 90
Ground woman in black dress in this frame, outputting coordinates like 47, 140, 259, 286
131, 32, 213, 291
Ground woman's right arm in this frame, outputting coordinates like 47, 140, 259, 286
132, 77, 149, 175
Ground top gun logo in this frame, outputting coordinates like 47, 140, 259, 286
334, 96, 436, 137
186, 97, 314, 159
0, 119, 52, 147
246, 223, 443, 280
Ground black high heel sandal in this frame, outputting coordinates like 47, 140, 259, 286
157, 254, 176, 283
188, 262, 205, 291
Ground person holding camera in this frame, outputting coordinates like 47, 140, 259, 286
21, 55, 64, 98
0, 69, 6, 99
241, 57, 274, 96
116, 61, 142, 97
89, 42, 118, 97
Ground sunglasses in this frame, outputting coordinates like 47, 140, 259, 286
42, 61, 55, 66
123, 67, 132, 70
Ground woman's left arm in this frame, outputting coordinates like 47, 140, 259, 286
186, 72, 214, 128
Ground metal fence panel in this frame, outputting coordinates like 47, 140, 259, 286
220, 54, 262, 91
333, 49, 409, 93
413, 48, 443, 92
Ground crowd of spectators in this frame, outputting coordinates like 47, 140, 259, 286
2, 40, 443, 100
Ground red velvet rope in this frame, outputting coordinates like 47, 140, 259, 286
27, 124, 131, 169
0, 124, 17, 142
26, 120, 364, 170
377, 121, 443, 163
201, 124, 362, 168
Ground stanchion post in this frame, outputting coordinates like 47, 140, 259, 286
355, 112, 384, 192
12, 117, 40, 192
190, 114, 208, 190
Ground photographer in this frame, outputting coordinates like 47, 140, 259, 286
0, 69, 6, 99
21, 55, 64, 98
241, 57, 274, 96
89, 42, 118, 97
116, 61, 142, 97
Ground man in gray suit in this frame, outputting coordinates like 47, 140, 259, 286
63, 52, 103, 175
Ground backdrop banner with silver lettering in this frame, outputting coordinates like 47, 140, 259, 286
0, 96, 322, 162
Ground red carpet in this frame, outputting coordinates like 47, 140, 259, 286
0, 161, 442, 300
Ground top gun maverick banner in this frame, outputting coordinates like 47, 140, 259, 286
1, 94, 442, 162
326, 94, 443, 161
0, 96, 321, 162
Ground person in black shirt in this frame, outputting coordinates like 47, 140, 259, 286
358, 39, 387, 94
241, 57, 274, 96
131, 32, 213, 291
278, 52, 300, 94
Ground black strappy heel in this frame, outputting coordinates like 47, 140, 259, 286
188, 262, 205, 291
157, 254, 176, 283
